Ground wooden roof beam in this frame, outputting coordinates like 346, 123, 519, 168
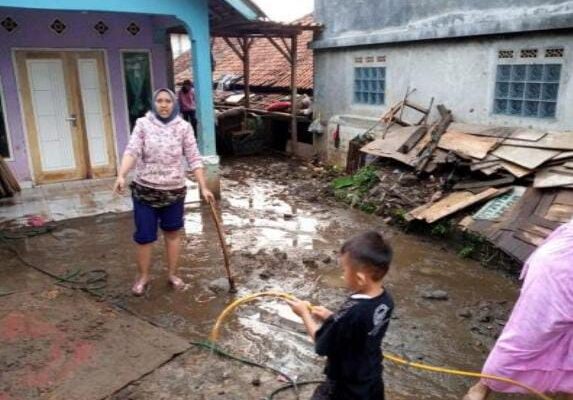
266, 37, 292, 63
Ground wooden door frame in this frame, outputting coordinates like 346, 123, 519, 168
74, 51, 117, 179
13, 49, 117, 184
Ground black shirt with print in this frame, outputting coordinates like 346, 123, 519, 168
314, 291, 394, 400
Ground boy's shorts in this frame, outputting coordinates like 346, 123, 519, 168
311, 379, 384, 400
132, 197, 185, 244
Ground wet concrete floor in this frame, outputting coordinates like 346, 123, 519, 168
0, 156, 531, 399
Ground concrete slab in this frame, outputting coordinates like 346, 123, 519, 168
0, 289, 190, 400
0, 178, 200, 228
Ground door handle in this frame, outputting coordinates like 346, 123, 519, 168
66, 114, 77, 127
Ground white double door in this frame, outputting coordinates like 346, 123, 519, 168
16, 51, 116, 183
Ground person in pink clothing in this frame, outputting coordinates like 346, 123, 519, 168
464, 219, 573, 400
178, 79, 197, 135
113, 88, 214, 296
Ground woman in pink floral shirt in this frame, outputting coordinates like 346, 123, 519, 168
114, 88, 214, 296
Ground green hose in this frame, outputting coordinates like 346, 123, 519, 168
191, 340, 301, 399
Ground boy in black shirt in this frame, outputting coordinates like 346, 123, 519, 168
288, 231, 394, 400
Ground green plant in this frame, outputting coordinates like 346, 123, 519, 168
391, 208, 408, 224
331, 166, 378, 192
332, 176, 354, 189
352, 166, 378, 193
359, 202, 377, 214
458, 244, 475, 258
431, 221, 451, 237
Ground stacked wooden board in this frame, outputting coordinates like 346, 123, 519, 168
0, 156, 20, 198
359, 110, 573, 263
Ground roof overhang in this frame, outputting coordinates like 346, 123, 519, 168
220, 0, 265, 21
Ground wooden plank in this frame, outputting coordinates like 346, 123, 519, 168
409, 188, 510, 224
471, 161, 500, 171
404, 100, 430, 114
453, 175, 514, 190
551, 151, 573, 161
499, 161, 532, 178
519, 222, 553, 239
515, 229, 550, 247
471, 154, 501, 172
535, 157, 573, 168
535, 191, 558, 217
405, 202, 432, 222
480, 163, 503, 176
458, 215, 475, 230
447, 123, 546, 141
554, 189, 573, 206
492, 146, 559, 170
506, 129, 548, 142
438, 131, 499, 160
534, 169, 573, 188
361, 130, 432, 167
528, 214, 561, 231
499, 132, 573, 151
416, 105, 453, 172
495, 231, 536, 262
549, 166, 573, 177
398, 126, 427, 154
545, 203, 573, 223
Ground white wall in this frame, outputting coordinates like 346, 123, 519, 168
314, 32, 573, 166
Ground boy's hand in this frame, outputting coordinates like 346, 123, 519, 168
286, 299, 312, 318
311, 306, 333, 321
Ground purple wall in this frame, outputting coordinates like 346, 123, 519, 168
0, 8, 175, 182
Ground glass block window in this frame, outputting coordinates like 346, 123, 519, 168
493, 64, 561, 118
354, 67, 385, 105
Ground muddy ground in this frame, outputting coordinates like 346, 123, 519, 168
0, 155, 533, 399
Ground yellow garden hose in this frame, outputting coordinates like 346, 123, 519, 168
210, 292, 553, 400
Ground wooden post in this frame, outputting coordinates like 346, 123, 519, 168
241, 38, 252, 110
290, 34, 298, 155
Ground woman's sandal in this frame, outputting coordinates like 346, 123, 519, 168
131, 278, 149, 296
168, 275, 185, 290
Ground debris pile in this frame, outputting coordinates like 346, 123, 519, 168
350, 101, 573, 263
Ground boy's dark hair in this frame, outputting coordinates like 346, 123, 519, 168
340, 230, 392, 280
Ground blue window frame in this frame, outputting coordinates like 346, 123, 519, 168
493, 64, 561, 118
354, 67, 385, 105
